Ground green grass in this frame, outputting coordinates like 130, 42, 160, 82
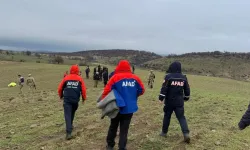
0, 61, 250, 150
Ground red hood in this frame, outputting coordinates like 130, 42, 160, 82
115, 60, 132, 73
70, 65, 79, 75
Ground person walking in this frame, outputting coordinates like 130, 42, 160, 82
85, 66, 90, 79
158, 61, 191, 143
100, 60, 145, 150
103, 68, 109, 87
94, 72, 100, 88
147, 70, 155, 89
58, 65, 87, 140
26, 74, 36, 92
18, 74, 25, 94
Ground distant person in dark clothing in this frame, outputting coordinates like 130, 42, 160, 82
93, 67, 97, 79
132, 65, 135, 74
99, 67, 103, 81
158, 61, 191, 143
103, 69, 109, 87
85, 66, 90, 79
58, 65, 87, 140
238, 103, 250, 130
94, 72, 100, 88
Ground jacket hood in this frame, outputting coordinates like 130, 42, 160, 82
70, 65, 80, 75
115, 60, 132, 73
168, 61, 182, 73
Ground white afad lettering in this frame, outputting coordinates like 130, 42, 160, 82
171, 81, 184, 86
67, 81, 79, 86
122, 81, 135, 87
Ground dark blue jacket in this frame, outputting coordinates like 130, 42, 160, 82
159, 61, 190, 107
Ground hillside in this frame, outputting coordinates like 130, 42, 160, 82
49, 49, 162, 65
141, 51, 250, 81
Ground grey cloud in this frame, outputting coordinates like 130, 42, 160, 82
0, 0, 250, 54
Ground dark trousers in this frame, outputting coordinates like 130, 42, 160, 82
63, 102, 78, 134
104, 80, 108, 87
162, 106, 189, 134
107, 113, 133, 150
86, 73, 89, 79
239, 104, 250, 129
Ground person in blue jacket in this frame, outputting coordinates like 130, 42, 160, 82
101, 60, 145, 150
158, 61, 191, 143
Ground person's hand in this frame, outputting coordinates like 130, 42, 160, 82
159, 100, 164, 104
82, 100, 85, 105
59, 98, 63, 106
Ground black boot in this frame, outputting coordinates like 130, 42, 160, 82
66, 133, 72, 140
159, 132, 167, 137
184, 133, 190, 143
106, 145, 114, 150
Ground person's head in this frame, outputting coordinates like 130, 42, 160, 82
69, 65, 79, 75
168, 61, 182, 73
66, 71, 68, 74
115, 60, 132, 74
18, 75, 21, 77
96, 72, 99, 75
28, 74, 31, 77
150, 70, 153, 73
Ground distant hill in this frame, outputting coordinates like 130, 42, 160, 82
49, 49, 162, 65
141, 51, 250, 81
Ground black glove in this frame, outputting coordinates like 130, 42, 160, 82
184, 97, 189, 101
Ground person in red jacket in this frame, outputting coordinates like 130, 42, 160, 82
58, 65, 87, 140
101, 60, 145, 150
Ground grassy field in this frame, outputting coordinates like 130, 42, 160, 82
0, 61, 250, 150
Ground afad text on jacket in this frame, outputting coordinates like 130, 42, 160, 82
58, 65, 87, 103
101, 60, 145, 114
159, 61, 190, 107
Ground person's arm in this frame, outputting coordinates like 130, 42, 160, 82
159, 75, 168, 101
58, 78, 66, 99
136, 77, 145, 96
101, 77, 115, 99
183, 76, 190, 101
80, 78, 87, 101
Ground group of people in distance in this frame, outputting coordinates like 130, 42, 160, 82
57, 60, 250, 150
16, 74, 36, 94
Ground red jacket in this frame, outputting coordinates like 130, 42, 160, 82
101, 60, 145, 114
58, 65, 87, 103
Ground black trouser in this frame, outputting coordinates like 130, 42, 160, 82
162, 106, 189, 134
63, 102, 79, 134
107, 113, 133, 150
86, 73, 89, 79
238, 104, 250, 129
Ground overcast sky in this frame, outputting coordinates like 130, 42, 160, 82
0, 0, 250, 54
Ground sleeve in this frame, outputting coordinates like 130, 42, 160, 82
159, 75, 168, 101
80, 78, 87, 101
183, 75, 190, 101
101, 76, 115, 99
136, 77, 145, 96
58, 78, 66, 99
